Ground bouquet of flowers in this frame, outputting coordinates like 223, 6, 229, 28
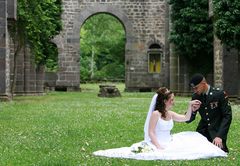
131, 142, 154, 153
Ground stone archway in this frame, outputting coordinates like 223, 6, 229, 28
54, 4, 136, 91
53, 1, 169, 91
68, 4, 135, 90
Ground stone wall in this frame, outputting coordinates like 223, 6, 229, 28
213, 36, 239, 96
7, 0, 16, 19
9, 41, 45, 96
213, 36, 224, 89
54, 0, 169, 91
0, 0, 11, 101
222, 46, 239, 95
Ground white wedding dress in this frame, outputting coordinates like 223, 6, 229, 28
93, 117, 227, 160
93, 94, 227, 160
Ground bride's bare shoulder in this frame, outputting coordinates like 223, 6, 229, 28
167, 111, 175, 118
152, 110, 161, 116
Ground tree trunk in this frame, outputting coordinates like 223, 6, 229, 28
90, 48, 95, 79
10, 38, 22, 99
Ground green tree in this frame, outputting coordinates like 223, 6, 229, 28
17, 0, 62, 66
9, 0, 62, 96
45, 42, 58, 72
80, 13, 125, 81
169, 0, 213, 74
213, 0, 240, 49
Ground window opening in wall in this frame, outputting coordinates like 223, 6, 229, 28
148, 44, 162, 73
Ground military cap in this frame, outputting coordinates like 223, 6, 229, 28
189, 73, 204, 87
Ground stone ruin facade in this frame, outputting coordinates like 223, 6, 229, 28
53, 0, 240, 96
0, 0, 239, 101
0, 0, 15, 100
53, 0, 170, 92
0, 0, 46, 101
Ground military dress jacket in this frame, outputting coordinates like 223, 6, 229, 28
187, 86, 232, 140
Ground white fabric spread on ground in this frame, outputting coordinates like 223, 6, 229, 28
93, 118, 227, 160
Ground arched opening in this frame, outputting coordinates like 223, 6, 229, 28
45, 42, 59, 72
148, 43, 162, 73
44, 42, 59, 91
80, 13, 126, 82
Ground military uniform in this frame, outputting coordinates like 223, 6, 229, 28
187, 86, 232, 152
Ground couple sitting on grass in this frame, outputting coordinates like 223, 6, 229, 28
93, 74, 232, 160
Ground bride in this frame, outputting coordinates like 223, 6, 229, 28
93, 87, 227, 160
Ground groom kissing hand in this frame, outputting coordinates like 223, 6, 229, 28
186, 73, 232, 153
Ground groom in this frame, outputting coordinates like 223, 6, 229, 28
187, 73, 232, 152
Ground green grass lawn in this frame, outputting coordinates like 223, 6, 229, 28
0, 83, 239, 165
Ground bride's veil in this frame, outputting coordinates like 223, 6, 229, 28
144, 93, 158, 142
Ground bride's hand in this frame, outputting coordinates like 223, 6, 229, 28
190, 100, 201, 112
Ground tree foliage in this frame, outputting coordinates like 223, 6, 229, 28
169, 0, 213, 74
80, 14, 125, 81
8, 0, 61, 96
170, 0, 213, 58
17, 0, 62, 66
213, 0, 240, 49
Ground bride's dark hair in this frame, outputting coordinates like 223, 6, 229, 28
155, 87, 173, 118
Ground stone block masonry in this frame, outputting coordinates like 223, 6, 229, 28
54, 0, 169, 91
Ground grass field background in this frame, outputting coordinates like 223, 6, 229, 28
0, 83, 239, 165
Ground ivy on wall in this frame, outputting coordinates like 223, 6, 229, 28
169, 0, 240, 75
169, 0, 213, 74
17, 0, 62, 66
213, 0, 240, 49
